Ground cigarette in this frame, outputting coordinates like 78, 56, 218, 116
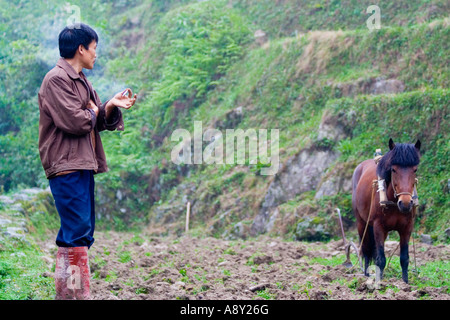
121, 90, 129, 97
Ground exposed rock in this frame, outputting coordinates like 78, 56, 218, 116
148, 182, 198, 233
249, 283, 270, 292
0, 217, 12, 227
370, 78, 405, 95
263, 207, 279, 233
335, 77, 405, 98
314, 162, 354, 199
4, 226, 27, 240
254, 29, 268, 46
172, 281, 186, 289
294, 216, 330, 241
445, 228, 450, 238
317, 109, 349, 142
266, 147, 338, 207
214, 106, 244, 130
0, 195, 15, 206
223, 221, 246, 240
1, 188, 48, 206
0, 187, 53, 243
420, 234, 433, 245
315, 178, 340, 199
251, 146, 339, 235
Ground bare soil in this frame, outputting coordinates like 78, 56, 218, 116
42, 231, 450, 300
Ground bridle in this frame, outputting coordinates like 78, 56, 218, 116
391, 177, 418, 199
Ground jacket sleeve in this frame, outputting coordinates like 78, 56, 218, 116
44, 76, 96, 136
102, 101, 124, 132
92, 89, 124, 132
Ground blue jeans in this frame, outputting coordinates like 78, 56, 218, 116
49, 170, 95, 248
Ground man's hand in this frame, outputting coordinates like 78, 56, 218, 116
87, 100, 99, 117
105, 88, 137, 118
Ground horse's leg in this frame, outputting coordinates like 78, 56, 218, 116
357, 235, 371, 276
362, 226, 374, 277
399, 229, 412, 283
373, 221, 387, 283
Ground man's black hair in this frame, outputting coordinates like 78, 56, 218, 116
58, 23, 98, 59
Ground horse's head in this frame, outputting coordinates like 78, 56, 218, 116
378, 138, 421, 213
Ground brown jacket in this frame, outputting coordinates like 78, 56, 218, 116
38, 58, 124, 178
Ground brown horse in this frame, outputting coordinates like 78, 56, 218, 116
352, 138, 421, 283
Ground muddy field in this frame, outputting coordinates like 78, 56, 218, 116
41, 231, 449, 300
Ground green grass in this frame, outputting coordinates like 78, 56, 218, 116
313, 252, 450, 296
414, 261, 450, 293
118, 250, 132, 263
384, 257, 450, 293
0, 238, 54, 300
254, 288, 276, 300
309, 254, 358, 267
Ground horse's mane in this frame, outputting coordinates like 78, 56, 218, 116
376, 143, 421, 184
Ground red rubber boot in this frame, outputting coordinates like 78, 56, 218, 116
55, 247, 91, 300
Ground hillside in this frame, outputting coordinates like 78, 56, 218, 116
97, 0, 449, 240
0, 0, 449, 242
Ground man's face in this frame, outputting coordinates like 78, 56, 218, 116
81, 40, 97, 70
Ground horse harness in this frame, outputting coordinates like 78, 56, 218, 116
372, 178, 419, 209
373, 150, 419, 209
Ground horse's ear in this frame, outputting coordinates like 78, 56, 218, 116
415, 139, 421, 151
389, 138, 395, 150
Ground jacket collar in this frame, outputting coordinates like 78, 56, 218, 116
56, 58, 86, 80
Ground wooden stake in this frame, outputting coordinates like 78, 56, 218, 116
185, 201, 191, 233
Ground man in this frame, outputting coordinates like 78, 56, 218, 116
38, 23, 136, 299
